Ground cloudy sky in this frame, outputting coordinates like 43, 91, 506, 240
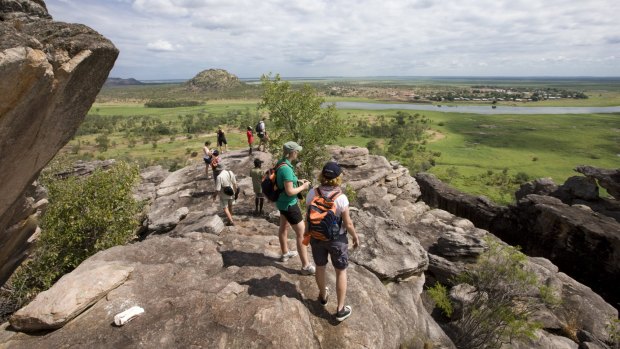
46, 0, 620, 79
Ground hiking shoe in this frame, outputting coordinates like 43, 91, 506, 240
336, 305, 352, 322
280, 250, 298, 262
319, 287, 329, 306
301, 264, 316, 275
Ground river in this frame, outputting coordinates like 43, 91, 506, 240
331, 102, 620, 114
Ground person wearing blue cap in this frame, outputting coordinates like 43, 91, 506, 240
304, 161, 359, 322
275, 141, 315, 275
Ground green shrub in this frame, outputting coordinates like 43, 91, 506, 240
427, 282, 453, 317
440, 238, 546, 349
7, 161, 142, 308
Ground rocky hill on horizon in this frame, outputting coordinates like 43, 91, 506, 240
184, 68, 246, 91
104, 77, 144, 86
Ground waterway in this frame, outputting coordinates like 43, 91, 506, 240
332, 102, 620, 114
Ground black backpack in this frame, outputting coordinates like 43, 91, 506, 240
261, 162, 288, 202
256, 121, 264, 133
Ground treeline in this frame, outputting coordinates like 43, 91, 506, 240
357, 111, 440, 172
144, 100, 204, 108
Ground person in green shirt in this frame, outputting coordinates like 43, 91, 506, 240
276, 141, 315, 275
250, 158, 265, 215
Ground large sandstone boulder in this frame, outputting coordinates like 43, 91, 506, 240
10, 261, 134, 331
0, 0, 118, 286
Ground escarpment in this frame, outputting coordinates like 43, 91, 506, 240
416, 169, 620, 309
0, 0, 118, 286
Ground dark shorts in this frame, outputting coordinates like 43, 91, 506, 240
217, 138, 227, 146
310, 234, 349, 270
203, 156, 212, 165
280, 204, 303, 225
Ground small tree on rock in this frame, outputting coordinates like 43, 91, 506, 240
258, 74, 346, 180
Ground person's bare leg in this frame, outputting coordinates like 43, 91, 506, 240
335, 268, 347, 311
223, 205, 234, 225
278, 215, 290, 254
291, 221, 310, 267
316, 265, 327, 298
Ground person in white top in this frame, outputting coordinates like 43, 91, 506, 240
202, 141, 212, 178
213, 162, 237, 226
304, 161, 360, 322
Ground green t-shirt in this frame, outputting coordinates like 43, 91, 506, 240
275, 158, 298, 211
250, 168, 263, 194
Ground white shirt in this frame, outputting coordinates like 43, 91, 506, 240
306, 186, 349, 235
216, 170, 237, 198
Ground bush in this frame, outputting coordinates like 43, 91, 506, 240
5, 161, 142, 309
435, 238, 551, 349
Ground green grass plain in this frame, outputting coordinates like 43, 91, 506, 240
68, 79, 620, 204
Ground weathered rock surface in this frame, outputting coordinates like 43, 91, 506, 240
415, 171, 620, 309
3, 147, 617, 348
10, 261, 134, 331
576, 165, 620, 200
500, 194, 620, 309
0, 0, 118, 286
415, 172, 507, 230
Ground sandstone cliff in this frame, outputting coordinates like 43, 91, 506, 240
0, 0, 118, 286
416, 170, 620, 310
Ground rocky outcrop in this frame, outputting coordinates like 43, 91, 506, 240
415, 172, 507, 230
416, 170, 620, 310
0, 0, 118, 286
576, 166, 620, 200
185, 68, 245, 91
499, 194, 620, 308
3, 147, 617, 348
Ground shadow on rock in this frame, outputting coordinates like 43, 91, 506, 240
221, 250, 299, 275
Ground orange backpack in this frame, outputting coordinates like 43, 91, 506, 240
306, 187, 343, 241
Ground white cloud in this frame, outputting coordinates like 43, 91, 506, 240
146, 40, 177, 51
45, 0, 620, 79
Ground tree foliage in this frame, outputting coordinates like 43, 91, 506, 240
6, 161, 142, 309
356, 111, 439, 172
258, 74, 346, 180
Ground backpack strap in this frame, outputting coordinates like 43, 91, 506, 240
317, 187, 342, 201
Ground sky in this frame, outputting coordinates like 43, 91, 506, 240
46, 0, 620, 80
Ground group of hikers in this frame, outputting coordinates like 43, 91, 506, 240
201, 129, 360, 322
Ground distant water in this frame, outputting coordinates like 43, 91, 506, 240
139, 79, 187, 84
331, 102, 620, 114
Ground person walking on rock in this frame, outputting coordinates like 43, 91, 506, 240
202, 141, 213, 178
217, 128, 227, 153
305, 161, 360, 322
247, 126, 254, 155
276, 141, 315, 275
250, 158, 265, 215
213, 162, 237, 226
210, 149, 222, 182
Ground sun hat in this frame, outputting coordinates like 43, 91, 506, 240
283, 141, 302, 153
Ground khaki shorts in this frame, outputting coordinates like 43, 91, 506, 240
219, 195, 234, 209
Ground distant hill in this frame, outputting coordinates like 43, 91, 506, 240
185, 69, 245, 91
104, 78, 144, 86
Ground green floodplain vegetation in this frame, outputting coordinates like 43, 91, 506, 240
67, 78, 620, 204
